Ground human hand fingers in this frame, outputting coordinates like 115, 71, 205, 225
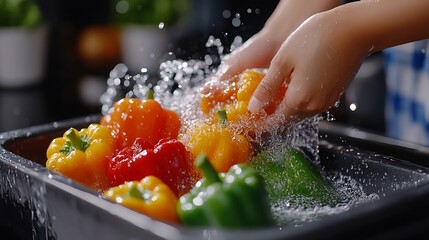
217, 31, 280, 80
201, 32, 280, 96
256, 12, 369, 127
247, 53, 293, 114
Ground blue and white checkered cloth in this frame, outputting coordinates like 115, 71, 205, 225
383, 40, 429, 145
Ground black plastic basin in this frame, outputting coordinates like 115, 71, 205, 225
1, 116, 429, 240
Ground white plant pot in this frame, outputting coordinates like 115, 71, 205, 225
0, 26, 48, 88
121, 25, 169, 75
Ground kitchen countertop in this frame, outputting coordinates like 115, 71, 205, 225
0, 81, 101, 133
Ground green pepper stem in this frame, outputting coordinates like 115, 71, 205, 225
129, 185, 150, 201
195, 154, 221, 184
65, 128, 89, 152
146, 89, 155, 100
217, 109, 228, 126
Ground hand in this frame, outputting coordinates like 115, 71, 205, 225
216, 0, 343, 81
248, 10, 370, 125
216, 29, 283, 81
200, 30, 283, 98
201, 1, 346, 122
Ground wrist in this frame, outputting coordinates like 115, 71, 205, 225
263, 0, 343, 50
322, 3, 376, 57
331, 0, 429, 54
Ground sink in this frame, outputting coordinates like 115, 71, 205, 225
1, 116, 429, 240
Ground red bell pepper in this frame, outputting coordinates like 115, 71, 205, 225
108, 137, 198, 197
100, 94, 181, 150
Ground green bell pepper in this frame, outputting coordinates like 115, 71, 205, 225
177, 154, 273, 228
250, 146, 338, 208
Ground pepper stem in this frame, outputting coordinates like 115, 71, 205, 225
146, 89, 155, 100
195, 154, 221, 184
65, 128, 89, 152
129, 185, 150, 201
217, 109, 228, 126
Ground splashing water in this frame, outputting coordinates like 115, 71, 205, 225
100, 37, 321, 159
272, 172, 379, 226
99, 36, 376, 226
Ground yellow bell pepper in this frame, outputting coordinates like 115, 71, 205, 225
103, 176, 179, 223
182, 109, 251, 173
200, 77, 238, 115
201, 69, 286, 127
46, 124, 115, 192
225, 69, 266, 123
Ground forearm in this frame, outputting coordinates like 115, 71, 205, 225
263, 0, 343, 43
331, 0, 429, 53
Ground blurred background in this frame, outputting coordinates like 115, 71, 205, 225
0, 0, 385, 135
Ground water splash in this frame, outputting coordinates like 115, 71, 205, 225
99, 35, 377, 226
272, 171, 379, 226
0, 157, 53, 238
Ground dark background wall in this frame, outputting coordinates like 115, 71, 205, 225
0, 0, 385, 134
0, 0, 279, 132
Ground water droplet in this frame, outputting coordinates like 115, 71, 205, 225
324, 111, 335, 121
222, 9, 231, 18
115, 0, 129, 14
232, 18, 241, 27
334, 99, 341, 108
113, 78, 121, 86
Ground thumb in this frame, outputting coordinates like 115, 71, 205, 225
248, 62, 293, 113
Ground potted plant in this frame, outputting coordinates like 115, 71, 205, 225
111, 0, 191, 75
0, 0, 47, 88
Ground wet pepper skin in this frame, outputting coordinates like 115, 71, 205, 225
108, 137, 198, 197
201, 69, 286, 125
46, 124, 115, 192
250, 147, 339, 208
104, 176, 179, 223
100, 97, 181, 149
177, 154, 273, 228
183, 110, 251, 173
